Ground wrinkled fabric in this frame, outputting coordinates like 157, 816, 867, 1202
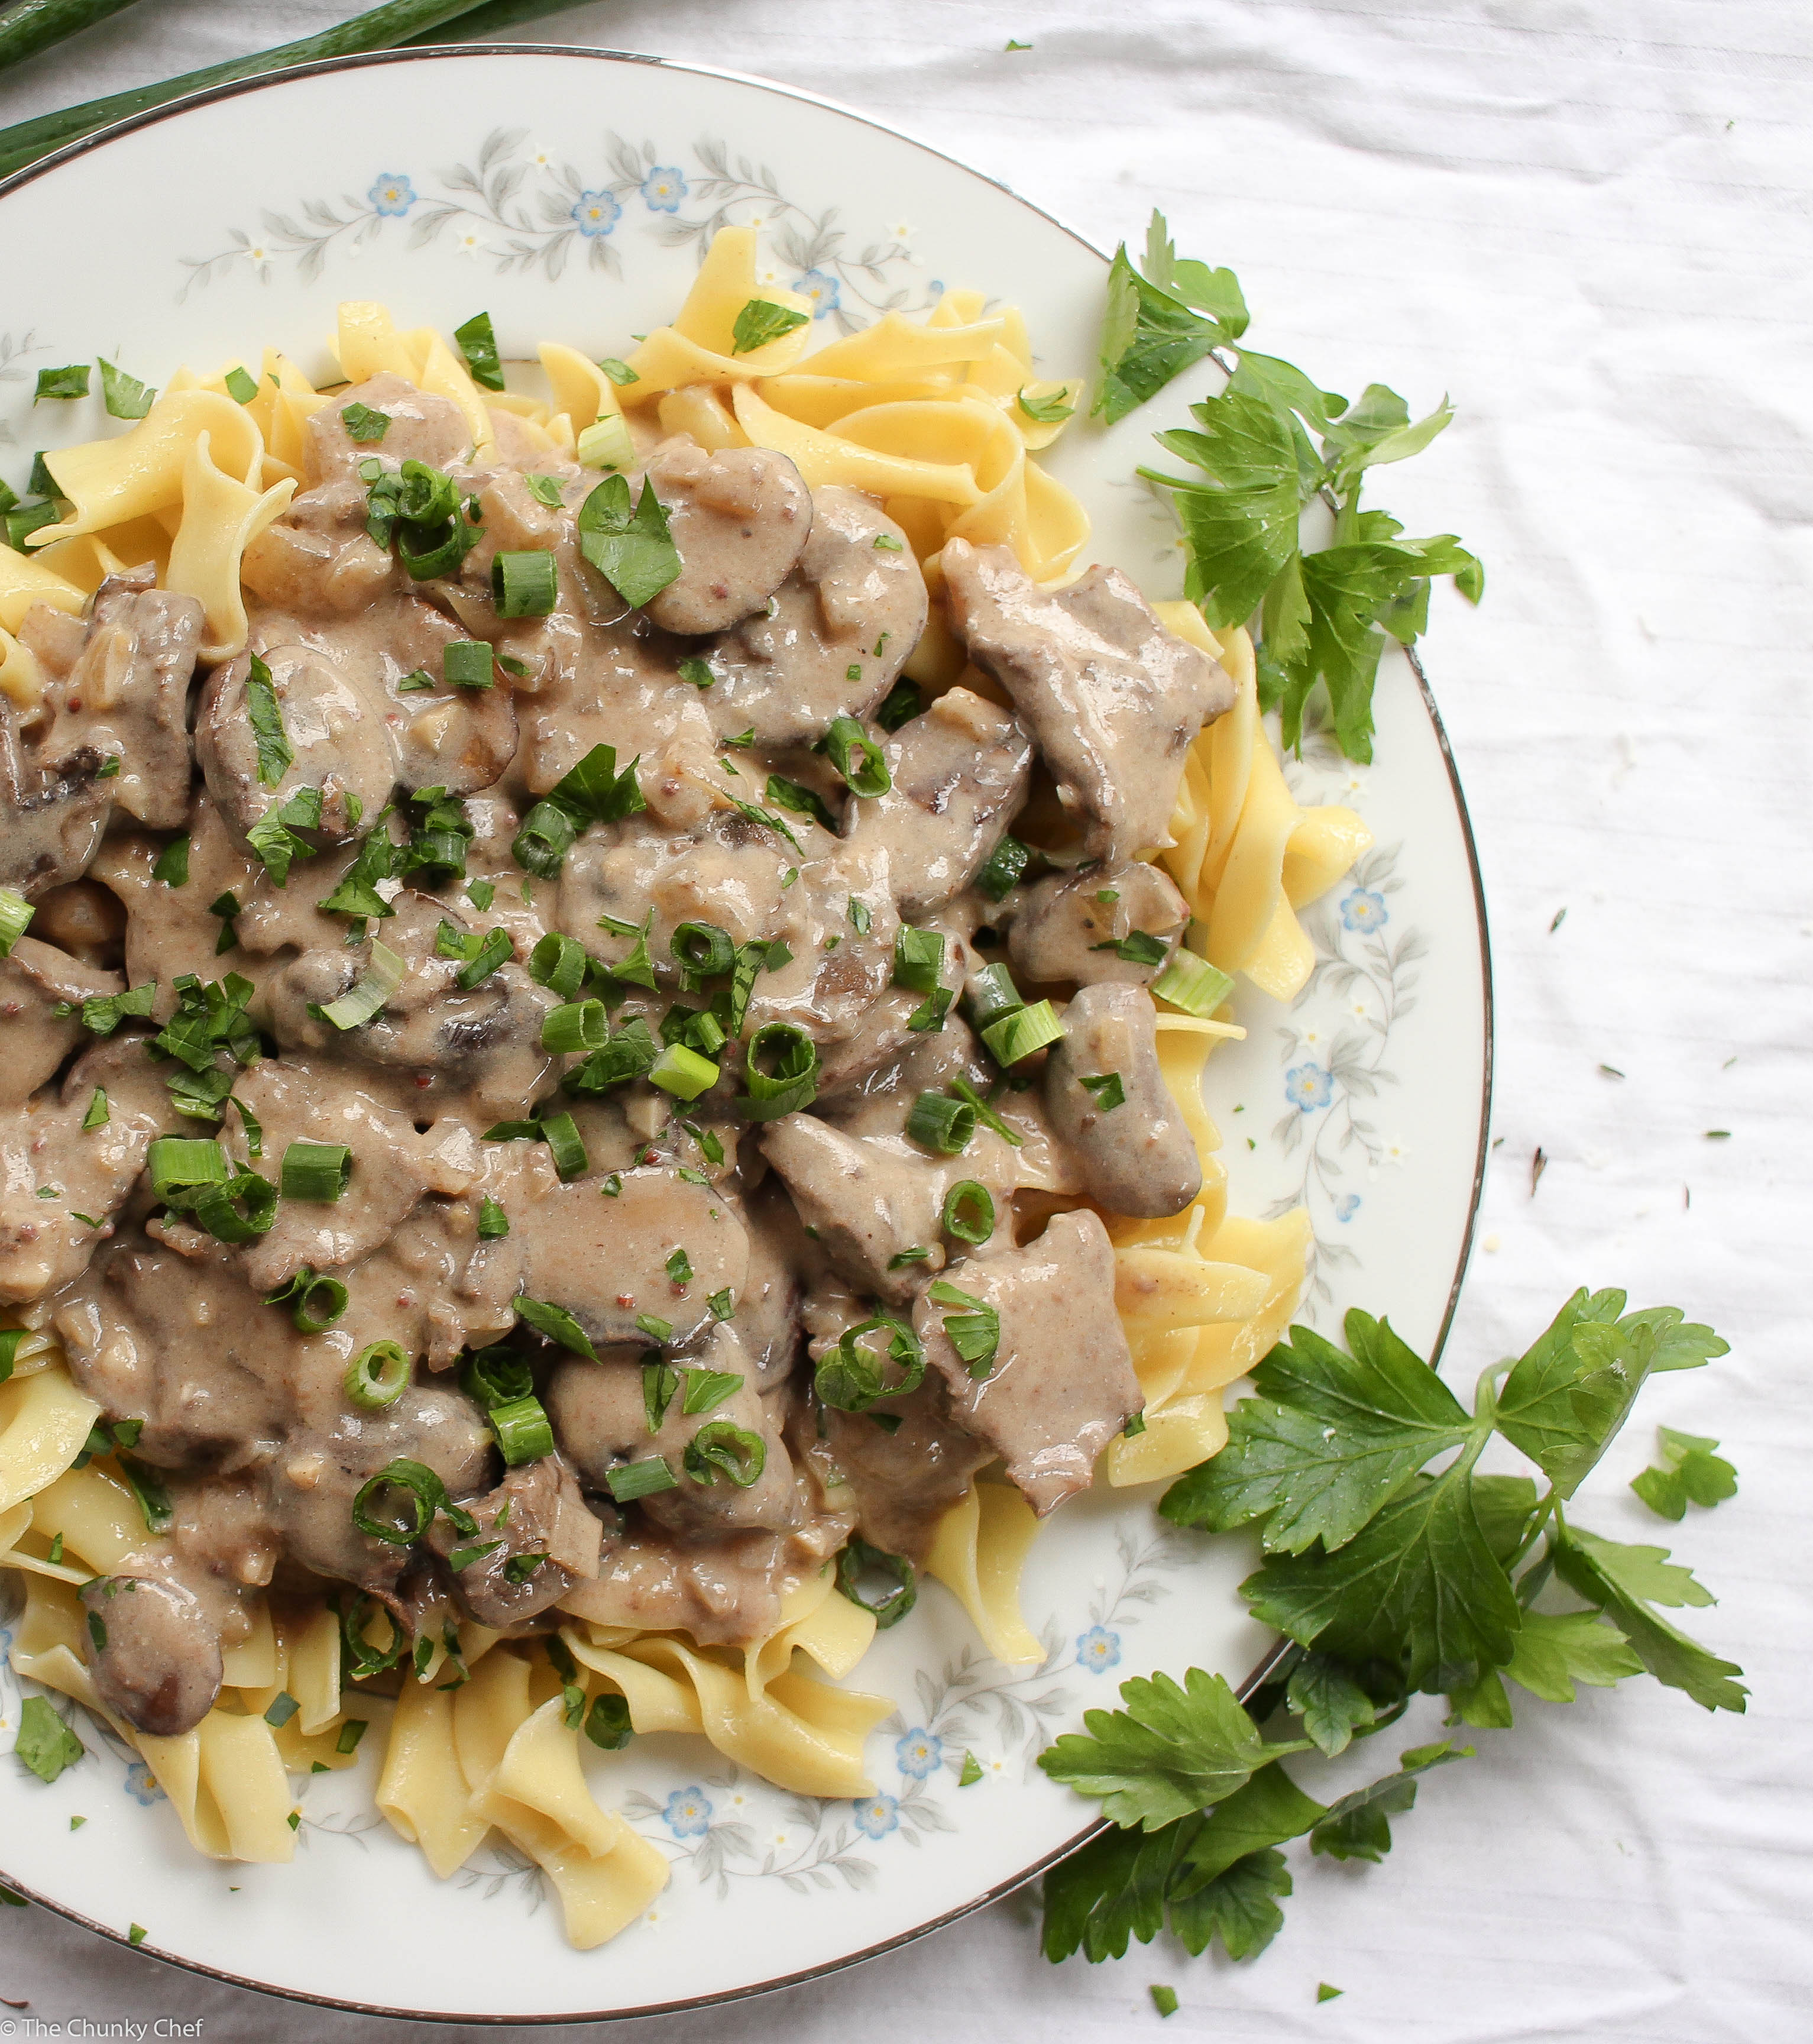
3, 4, 1808, 2040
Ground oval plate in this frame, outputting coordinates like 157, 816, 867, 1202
0, 47, 1491, 2023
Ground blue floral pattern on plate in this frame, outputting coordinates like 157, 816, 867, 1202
1076, 1626, 1122, 1674
663, 1787, 713, 1839
177, 131, 936, 321
895, 1730, 943, 1778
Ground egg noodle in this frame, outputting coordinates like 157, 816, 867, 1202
0, 227, 1365, 1946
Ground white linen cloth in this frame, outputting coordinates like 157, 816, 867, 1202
1, 4, 1808, 2037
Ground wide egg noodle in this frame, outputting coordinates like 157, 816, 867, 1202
619, 225, 816, 398
1158, 610, 1373, 1000
923, 1479, 1044, 1665
561, 1568, 891, 1799
0, 1359, 102, 1515
163, 430, 295, 661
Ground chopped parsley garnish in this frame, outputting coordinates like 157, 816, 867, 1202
576, 473, 681, 608
453, 309, 506, 391
730, 297, 811, 354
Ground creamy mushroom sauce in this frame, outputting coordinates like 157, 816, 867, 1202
0, 373, 1234, 1739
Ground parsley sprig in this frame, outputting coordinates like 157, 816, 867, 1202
1037, 1287, 1742, 1968
1100, 210, 1482, 762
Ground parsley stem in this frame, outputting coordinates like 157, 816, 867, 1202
1503, 1485, 1559, 1578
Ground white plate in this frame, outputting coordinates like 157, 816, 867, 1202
0, 47, 1491, 2022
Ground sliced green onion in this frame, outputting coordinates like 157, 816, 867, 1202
317, 940, 406, 1031
452, 927, 511, 991
264, 1266, 349, 1333
151, 835, 190, 887
80, 1087, 109, 1130
461, 1345, 534, 1411
663, 1004, 727, 1058
815, 1316, 924, 1414
671, 920, 734, 986
906, 987, 954, 1033
527, 931, 588, 999
681, 1367, 742, 1415
147, 1136, 228, 1199
435, 920, 480, 962
606, 1457, 677, 1502
1080, 1071, 1128, 1111
576, 415, 633, 470
263, 1692, 301, 1729
964, 962, 1024, 1031
344, 1341, 410, 1410
683, 1419, 767, 1487
942, 1181, 996, 1244
339, 1595, 404, 1678
0, 887, 34, 956
888, 1247, 933, 1269
975, 835, 1029, 902
950, 1076, 1024, 1149
982, 999, 1066, 1066
1151, 947, 1235, 1016
540, 1110, 588, 1180
34, 363, 89, 401
649, 1043, 719, 1101
1124, 1409, 1148, 1438
351, 1458, 455, 1547
906, 1091, 975, 1156
465, 879, 496, 911
892, 926, 944, 994
736, 1023, 818, 1120
1090, 929, 1170, 966
541, 999, 607, 1055
678, 656, 715, 690
492, 549, 558, 617
336, 1718, 369, 1754
400, 785, 477, 887
730, 298, 810, 354
836, 1538, 917, 1629
823, 714, 892, 796
489, 1395, 555, 1466
598, 358, 639, 386
186, 1168, 277, 1244
930, 1279, 1001, 1379
443, 641, 495, 691
245, 654, 293, 788
513, 743, 645, 879
280, 1140, 351, 1203
454, 311, 505, 392
515, 1294, 598, 1360
224, 366, 260, 405
585, 1693, 633, 1750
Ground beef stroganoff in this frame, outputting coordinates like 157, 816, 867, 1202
0, 227, 1365, 1946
